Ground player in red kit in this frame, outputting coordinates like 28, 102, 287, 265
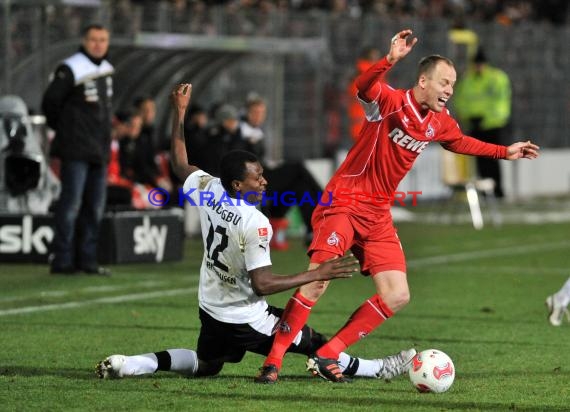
255, 29, 539, 384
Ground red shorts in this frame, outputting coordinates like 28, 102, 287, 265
308, 209, 406, 276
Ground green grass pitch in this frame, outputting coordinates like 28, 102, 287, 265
1, 221, 569, 411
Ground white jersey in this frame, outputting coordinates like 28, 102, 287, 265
183, 170, 273, 324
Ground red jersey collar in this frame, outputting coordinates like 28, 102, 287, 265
406, 89, 431, 122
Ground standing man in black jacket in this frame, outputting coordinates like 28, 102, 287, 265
42, 24, 113, 276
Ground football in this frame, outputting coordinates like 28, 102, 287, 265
409, 349, 455, 393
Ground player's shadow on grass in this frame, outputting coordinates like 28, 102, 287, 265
5, 370, 564, 411
266, 374, 416, 390
0, 366, 204, 380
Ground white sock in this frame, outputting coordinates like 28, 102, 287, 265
165, 349, 199, 376
554, 277, 570, 307
121, 354, 159, 376
337, 352, 380, 378
121, 349, 199, 377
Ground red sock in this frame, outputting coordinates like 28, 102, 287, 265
264, 290, 315, 369
316, 295, 393, 360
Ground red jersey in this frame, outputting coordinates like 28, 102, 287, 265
320, 57, 507, 214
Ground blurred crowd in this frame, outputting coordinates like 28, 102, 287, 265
108, 93, 320, 249
130, 0, 568, 25
5, 0, 568, 65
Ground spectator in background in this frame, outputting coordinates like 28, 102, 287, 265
185, 104, 209, 138
106, 110, 141, 209
115, 109, 141, 185
239, 94, 267, 158
42, 24, 113, 276
111, 0, 141, 35
107, 98, 172, 211
453, 47, 512, 198
239, 94, 323, 250
346, 46, 381, 142
184, 103, 210, 173
199, 103, 246, 175
130, 96, 172, 193
113, 96, 173, 209
164, 102, 211, 205
183, 95, 323, 249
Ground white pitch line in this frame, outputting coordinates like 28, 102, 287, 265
81, 280, 167, 293
455, 265, 570, 275
0, 280, 169, 303
407, 240, 570, 269
2, 240, 568, 317
0, 290, 67, 303
0, 287, 197, 317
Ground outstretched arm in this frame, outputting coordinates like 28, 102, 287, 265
355, 29, 418, 102
386, 29, 418, 65
443, 134, 539, 161
505, 140, 539, 160
170, 83, 199, 182
249, 255, 357, 296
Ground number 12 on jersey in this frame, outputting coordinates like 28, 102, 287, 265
205, 215, 229, 272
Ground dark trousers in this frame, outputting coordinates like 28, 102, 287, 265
52, 160, 107, 270
470, 126, 506, 198
262, 161, 322, 235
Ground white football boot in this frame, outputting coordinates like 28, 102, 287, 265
545, 295, 570, 327
96, 355, 127, 379
376, 348, 417, 379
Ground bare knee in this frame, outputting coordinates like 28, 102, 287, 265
373, 270, 410, 313
384, 290, 410, 313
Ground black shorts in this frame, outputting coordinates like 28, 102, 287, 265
196, 306, 327, 364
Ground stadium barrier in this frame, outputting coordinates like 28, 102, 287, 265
0, 209, 184, 264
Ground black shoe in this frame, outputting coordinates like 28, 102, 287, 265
50, 266, 77, 275
306, 355, 350, 383
254, 364, 279, 384
83, 266, 111, 276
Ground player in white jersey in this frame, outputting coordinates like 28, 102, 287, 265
186, 168, 274, 325
96, 84, 416, 383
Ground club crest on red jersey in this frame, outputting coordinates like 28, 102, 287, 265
327, 231, 339, 246
425, 123, 435, 139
